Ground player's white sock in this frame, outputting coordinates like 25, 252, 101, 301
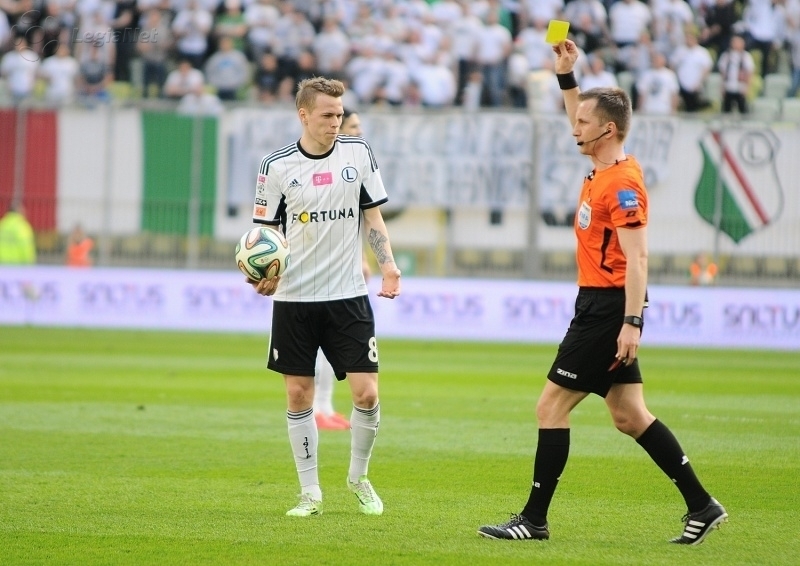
348, 402, 380, 483
287, 408, 321, 499
313, 350, 336, 416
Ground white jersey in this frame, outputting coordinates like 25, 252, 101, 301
253, 135, 388, 302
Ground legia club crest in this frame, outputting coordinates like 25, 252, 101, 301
694, 129, 784, 243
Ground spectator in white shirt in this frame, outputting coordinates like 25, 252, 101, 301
39, 42, 80, 105
346, 43, 386, 104
671, 31, 714, 112
636, 51, 679, 114
430, 0, 463, 29
507, 47, 530, 108
313, 16, 351, 81
579, 54, 618, 90
272, 3, 316, 86
172, 0, 213, 68
449, 3, 482, 105
244, 0, 280, 63
177, 82, 224, 115
743, 0, 782, 77
164, 57, 205, 98
651, 0, 695, 58
515, 17, 553, 71
377, 48, 411, 106
1, 38, 40, 104
717, 35, 755, 114
476, 10, 512, 106
609, 0, 651, 49
411, 58, 456, 108
521, 0, 564, 25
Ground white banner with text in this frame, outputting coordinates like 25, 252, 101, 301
1, 267, 798, 351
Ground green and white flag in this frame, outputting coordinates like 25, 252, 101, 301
694, 129, 783, 243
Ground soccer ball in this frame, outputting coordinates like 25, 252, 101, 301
235, 227, 290, 281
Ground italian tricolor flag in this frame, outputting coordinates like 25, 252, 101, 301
0, 109, 218, 237
694, 130, 782, 243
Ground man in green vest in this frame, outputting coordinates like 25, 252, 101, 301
0, 204, 37, 264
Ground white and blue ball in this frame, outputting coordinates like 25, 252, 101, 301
235, 227, 290, 281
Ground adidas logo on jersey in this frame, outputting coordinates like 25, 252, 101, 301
288, 179, 301, 189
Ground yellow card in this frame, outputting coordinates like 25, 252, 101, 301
545, 20, 570, 44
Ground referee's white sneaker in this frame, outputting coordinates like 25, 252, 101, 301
347, 475, 383, 515
478, 514, 550, 540
670, 497, 728, 545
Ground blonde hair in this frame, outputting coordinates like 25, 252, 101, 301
295, 77, 346, 111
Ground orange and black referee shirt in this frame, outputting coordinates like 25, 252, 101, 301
574, 156, 648, 288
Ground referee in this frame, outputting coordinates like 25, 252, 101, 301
478, 39, 727, 545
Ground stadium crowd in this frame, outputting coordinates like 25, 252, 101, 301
0, 0, 799, 114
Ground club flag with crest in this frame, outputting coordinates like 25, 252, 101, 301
694, 129, 783, 243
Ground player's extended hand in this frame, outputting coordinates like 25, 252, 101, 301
248, 275, 281, 296
552, 39, 579, 74
377, 268, 401, 299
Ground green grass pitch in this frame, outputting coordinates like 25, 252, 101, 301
1, 326, 798, 566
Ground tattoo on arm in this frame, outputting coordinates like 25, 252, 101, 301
368, 228, 394, 266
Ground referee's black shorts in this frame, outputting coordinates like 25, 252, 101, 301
267, 295, 378, 380
547, 287, 643, 397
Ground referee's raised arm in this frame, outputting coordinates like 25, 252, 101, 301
553, 40, 581, 127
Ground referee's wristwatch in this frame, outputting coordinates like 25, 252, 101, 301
623, 315, 643, 328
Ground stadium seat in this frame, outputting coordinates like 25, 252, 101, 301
727, 256, 760, 277
790, 258, 800, 277
616, 71, 635, 101
454, 249, 485, 270
647, 254, 668, 275
119, 234, 148, 257
35, 231, 64, 254
750, 97, 781, 121
750, 49, 763, 78
109, 81, 133, 101
488, 250, 519, 270
669, 254, 695, 277
763, 73, 791, 100
704, 72, 723, 110
150, 234, 180, 257
543, 251, 575, 273
747, 74, 763, 101
762, 257, 789, 277
781, 98, 800, 120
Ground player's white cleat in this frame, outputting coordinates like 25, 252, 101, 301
286, 493, 322, 517
347, 475, 383, 516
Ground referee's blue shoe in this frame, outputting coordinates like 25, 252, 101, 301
477, 514, 550, 540
670, 497, 728, 545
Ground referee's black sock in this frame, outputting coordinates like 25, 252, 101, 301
521, 428, 570, 525
636, 419, 711, 513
